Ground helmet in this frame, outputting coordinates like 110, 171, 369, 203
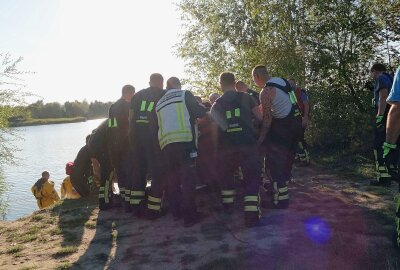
65, 162, 74, 176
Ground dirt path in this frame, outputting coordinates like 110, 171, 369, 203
1, 164, 400, 270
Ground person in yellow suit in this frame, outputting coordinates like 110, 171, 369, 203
61, 162, 81, 199
31, 171, 60, 209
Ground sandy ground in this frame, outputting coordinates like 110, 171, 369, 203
1, 164, 400, 270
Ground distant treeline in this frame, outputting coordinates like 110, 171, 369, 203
8, 100, 113, 123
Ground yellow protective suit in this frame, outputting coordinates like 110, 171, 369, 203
60, 176, 81, 199
31, 180, 60, 209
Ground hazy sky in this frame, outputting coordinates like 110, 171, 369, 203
0, 0, 186, 103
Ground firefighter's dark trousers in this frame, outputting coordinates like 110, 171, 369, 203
217, 144, 262, 215
130, 133, 165, 213
98, 154, 114, 210
116, 150, 134, 206
264, 116, 302, 207
163, 142, 198, 222
374, 126, 392, 184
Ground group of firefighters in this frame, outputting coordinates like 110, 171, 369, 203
59, 65, 310, 228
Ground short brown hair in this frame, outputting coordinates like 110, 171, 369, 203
371, 63, 386, 72
219, 72, 235, 87
122, 84, 135, 95
150, 73, 164, 83
252, 65, 269, 76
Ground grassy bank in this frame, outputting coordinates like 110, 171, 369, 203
8, 117, 87, 127
1, 165, 400, 269
311, 149, 376, 181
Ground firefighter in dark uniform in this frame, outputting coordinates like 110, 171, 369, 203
370, 63, 394, 186
70, 135, 93, 197
289, 78, 311, 166
129, 73, 165, 219
253, 65, 302, 209
108, 85, 135, 210
88, 120, 115, 210
156, 77, 207, 227
211, 72, 263, 227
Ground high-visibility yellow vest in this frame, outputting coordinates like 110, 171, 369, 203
156, 89, 192, 150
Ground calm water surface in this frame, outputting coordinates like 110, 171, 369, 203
1, 119, 105, 220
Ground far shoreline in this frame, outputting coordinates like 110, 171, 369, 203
8, 117, 89, 127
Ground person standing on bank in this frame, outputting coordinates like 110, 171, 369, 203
156, 77, 207, 227
252, 65, 302, 209
108, 84, 135, 210
370, 63, 394, 186
129, 73, 166, 219
211, 72, 263, 227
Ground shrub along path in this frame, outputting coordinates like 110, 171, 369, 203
1, 164, 399, 270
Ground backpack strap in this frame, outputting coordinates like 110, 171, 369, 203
265, 78, 302, 117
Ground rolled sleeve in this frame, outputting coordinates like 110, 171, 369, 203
387, 66, 400, 103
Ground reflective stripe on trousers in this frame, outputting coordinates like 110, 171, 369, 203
147, 195, 162, 211
130, 190, 145, 205
244, 194, 260, 213
221, 189, 235, 204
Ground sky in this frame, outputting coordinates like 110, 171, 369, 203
0, 0, 186, 103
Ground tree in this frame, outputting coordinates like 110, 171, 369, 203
0, 53, 31, 219
0, 53, 30, 165
177, 0, 400, 151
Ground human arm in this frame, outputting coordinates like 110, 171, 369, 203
386, 103, 400, 144
257, 88, 274, 144
247, 93, 262, 121
186, 91, 207, 119
210, 103, 228, 131
377, 89, 389, 117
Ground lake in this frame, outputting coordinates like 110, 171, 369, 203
1, 119, 105, 221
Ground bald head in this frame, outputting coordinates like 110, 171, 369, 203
166, 77, 182, 90
235, 81, 248, 92
149, 73, 164, 89
252, 65, 270, 87
209, 93, 220, 105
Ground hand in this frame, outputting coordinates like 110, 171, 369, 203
376, 115, 384, 130
383, 142, 399, 180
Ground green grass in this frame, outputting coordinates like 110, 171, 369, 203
9, 117, 87, 127
49, 227, 63, 236
31, 214, 45, 222
18, 266, 37, 270
53, 246, 78, 258
111, 230, 118, 241
54, 262, 72, 270
84, 221, 96, 229
312, 150, 375, 180
7, 245, 23, 255
20, 234, 38, 243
